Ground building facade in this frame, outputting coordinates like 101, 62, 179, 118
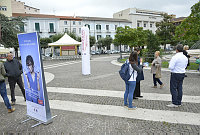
80, 17, 132, 51
0, 0, 40, 17
11, 0, 40, 14
0, 0, 12, 17
113, 8, 165, 33
80, 16, 132, 41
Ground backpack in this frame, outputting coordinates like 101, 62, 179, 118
119, 61, 134, 82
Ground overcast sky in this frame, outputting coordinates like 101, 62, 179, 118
21, 0, 199, 18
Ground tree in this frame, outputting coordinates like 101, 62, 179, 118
103, 37, 113, 50
89, 36, 96, 48
97, 38, 104, 50
175, 1, 200, 46
145, 31, 160, 62
114, 26, 130, 58
147, 31, 160, 52
0, 13, 25, 58
156, 13, 176, 49
50, 33, 64, 42
40, 37, 52, 54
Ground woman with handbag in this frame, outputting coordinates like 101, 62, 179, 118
151, 51, 164, 88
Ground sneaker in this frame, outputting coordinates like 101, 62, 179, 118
160, 84, 164, 89
124, 104, 128, 108
11, 102, 15, 106
137, 96, 143, 98
133, 97, 138, 99
166, 104, 178, 108
128, 106, 137, 110
177, 104, 182, 107
8, 108, 15, 113
151, 86, 157, 88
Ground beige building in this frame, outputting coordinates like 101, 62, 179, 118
11, 0, 40, 14
0, 0, 12, 17
113, 8, 165, 33
0, 0, 40, 17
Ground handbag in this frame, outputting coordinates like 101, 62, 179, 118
155, 66, 161, 78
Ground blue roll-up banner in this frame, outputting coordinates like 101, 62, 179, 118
18, 32, 52, 123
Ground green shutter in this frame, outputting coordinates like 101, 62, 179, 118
50, 23, 54, 33
20, 25, 24, 32
35, 23, 40, 32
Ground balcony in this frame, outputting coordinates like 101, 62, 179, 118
96, 30, 101, 33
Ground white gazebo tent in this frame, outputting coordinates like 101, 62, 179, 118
48, 33, 81, 56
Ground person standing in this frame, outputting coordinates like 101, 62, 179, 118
0, 61, 15, 113
4, 53, 26, 105
124, 51, 143, 110
133, 47, 144, 99
151, 51, 164, 88
183, 45, 190, 77
167, 44, 188, 107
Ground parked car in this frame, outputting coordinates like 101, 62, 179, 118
91, 51, 96, 55
111, 50, 118, 54
105, 50, 111, 54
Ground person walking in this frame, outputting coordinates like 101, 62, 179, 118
133, 47, 144, 99
0, 61, 15, 113
124, 51, 143, 110
151, 51, 164, 88
4, 53, 26, 105
167, 44, 188, 107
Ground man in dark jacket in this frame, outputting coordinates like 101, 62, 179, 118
4, 53, 25, 105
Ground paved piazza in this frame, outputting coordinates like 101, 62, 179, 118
0, 54, 200, 134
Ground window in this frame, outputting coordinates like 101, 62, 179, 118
65, 28, 68, 32
73, 28, 76, 33
35, 23, 40, 32
144, 23, 146, 27
49, 23, 54, 33
96, 25, 101, 30
73, 21, 76, 25
0, 6, 7, 11
85, 24, 90, 30
137, 23, 140, 27
106, 25, 109, 30
150, 23, 153, 28
20, 25, 24, 32
97, 35, 101, 40
115, 25, 118, 30
106, 35, 111, 37
79, 28, 81, 34
79, 21, 81, 25
64, 21, 67, 25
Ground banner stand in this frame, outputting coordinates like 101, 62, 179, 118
17, 32, 57, 128
21, 115, 57, 128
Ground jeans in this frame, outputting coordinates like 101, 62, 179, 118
0, 81, 11, 109
8, 76, 25, 102
124, 81, 136, 108
170, 73, 185, 105
153, 74, 163, 86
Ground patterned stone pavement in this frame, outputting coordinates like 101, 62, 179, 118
0, 54, 200, 134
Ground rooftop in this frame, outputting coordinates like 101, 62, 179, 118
79, 16, 132, 23
12, 13, 82, 20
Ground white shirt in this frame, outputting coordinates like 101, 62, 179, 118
169, 52, 188, 73
126, 60, 142, 81
128, 64, 137, 81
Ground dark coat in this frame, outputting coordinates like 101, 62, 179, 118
4, 59, 23, 79
136, 56, 144, 82
183, 50, 190, 67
